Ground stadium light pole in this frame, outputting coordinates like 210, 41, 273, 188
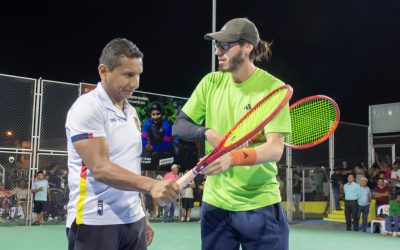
211, 0, 216, 72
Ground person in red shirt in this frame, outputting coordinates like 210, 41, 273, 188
374, 178, 390, 215
162, 164, 180, 222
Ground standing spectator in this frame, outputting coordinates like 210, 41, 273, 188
338, 160, 353, 185
277, 175, 286, 201
331, 169, 343, 210
357, 177, 371, 232
293, 172, 302, 216
383, 192, 400, 237
311, 169, 324, 197
163, 164, 180, 222
31, 171, 50, 225
180, 170, 195, 222
343, 173, 360, 231
373, 178, 390, 215
382, 159, 392, 182
391, 161, 400, 194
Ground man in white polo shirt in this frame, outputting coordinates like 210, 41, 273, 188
65, 38, 179, 250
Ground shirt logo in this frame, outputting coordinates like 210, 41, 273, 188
244, 104, 251, 110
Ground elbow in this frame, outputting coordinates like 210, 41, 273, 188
90, 164, 108, 182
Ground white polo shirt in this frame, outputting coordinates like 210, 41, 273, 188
65, 82, 144, 227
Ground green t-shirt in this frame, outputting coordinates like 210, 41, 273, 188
389, 200, 400, 216
182, 68, 291, 211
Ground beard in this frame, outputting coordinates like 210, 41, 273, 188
218, 49, 245, 72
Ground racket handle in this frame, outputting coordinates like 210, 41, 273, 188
157, 168, 200, 207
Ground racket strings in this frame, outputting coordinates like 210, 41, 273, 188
286, 98, 338, 146
224, 88, 289, 147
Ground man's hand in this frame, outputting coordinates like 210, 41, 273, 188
144, 144, 153, 152
150, 180, 179, 205
146, 221, 154, 246
204, 129, 223, 148
202, 153, 233, 176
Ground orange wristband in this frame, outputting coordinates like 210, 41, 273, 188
230, 148, 257, 166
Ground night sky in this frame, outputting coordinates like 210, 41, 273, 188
1, 0, 399, 125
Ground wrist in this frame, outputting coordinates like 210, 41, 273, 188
230, 148, 257, 166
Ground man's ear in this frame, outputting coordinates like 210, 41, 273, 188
98, 64, 108, 81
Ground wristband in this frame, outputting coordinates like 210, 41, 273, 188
230, 148, 257, 166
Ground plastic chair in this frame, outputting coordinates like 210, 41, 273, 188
370, 205, 389, 234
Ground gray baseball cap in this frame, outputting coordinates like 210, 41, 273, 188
204, 18, 260, 47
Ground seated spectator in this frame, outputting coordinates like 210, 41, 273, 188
383, 192, 400, 237
11, 179, 29, 218
374, 178, 390, 215
0, 182, 13, 219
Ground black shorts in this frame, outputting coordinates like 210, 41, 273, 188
67, 217, 146, 250
33, 201, 48, 213
181, 198, 194, 209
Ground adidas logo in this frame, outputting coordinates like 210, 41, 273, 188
244, 104, 251, 110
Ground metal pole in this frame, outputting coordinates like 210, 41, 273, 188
329, 131, 335, 213
368, 106, 373, 168
211, 0, 216, 72
286, 147, 292, 222
302, 169, 305, 220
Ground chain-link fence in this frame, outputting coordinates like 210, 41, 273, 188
39, 80, 79, 151
0, 73, 373, 226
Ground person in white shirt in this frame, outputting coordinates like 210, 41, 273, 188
391, 161, 400, 193
65, 38, 179, 250
180, 169, 196, 222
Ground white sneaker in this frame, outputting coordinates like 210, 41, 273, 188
383, 231, 390, 236
393, 232, 397, 237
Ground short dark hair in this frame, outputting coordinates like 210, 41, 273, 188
36, 171, 43, 175
99, 38, 143, 71
395, 192, 400, 198
347, 173, 355, 178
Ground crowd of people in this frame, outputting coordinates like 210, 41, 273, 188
332, 156, 400, 236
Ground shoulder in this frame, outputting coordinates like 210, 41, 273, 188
255, 68, 285, 87
67, 91, 104, 120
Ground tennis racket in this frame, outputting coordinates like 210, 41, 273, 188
250, 95, 340, 148
158, 84, 293, 206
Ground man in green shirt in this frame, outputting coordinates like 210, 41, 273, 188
384, 192, 400, 236
173, 17, 291, 250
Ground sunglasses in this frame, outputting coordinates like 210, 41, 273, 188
215, 40, 242, 51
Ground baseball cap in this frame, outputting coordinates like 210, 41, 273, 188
204, 18, 260, 47
171, 164, 180, 170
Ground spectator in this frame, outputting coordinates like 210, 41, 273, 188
344, 173, 360, 231
383, 192, 400, 237
12, 179, 29, 219
331, 169, 343, 210
374, 178, 390, 215
162, 164, 180, 222
31, 171, 50, 225
293, 172, 302, 216
311, 169, 324, 197
354, 166, 365, 184
382, 159, 392, 182
142, 102, 173, 170
277, 175, 286, 201
180, 170, 195, 222
357, 177, 371, 232
338, 160, 353, 185
0, 182, 13, 219
391, 161, 400, 194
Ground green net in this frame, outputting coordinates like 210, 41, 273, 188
223, 87, 290, 147
285, 97, 338, 147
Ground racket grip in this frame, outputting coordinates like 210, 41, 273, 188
157, 168, 200, 207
